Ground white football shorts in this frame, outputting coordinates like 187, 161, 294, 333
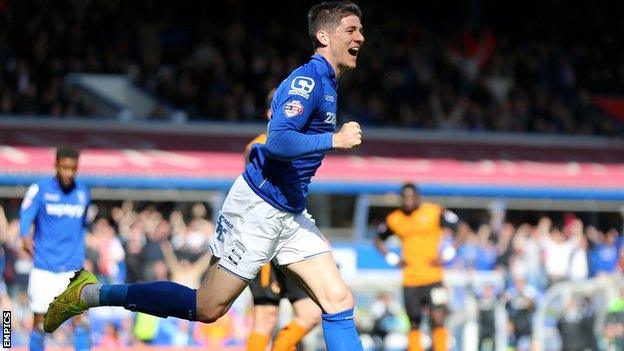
28, 268, 77, 313
209, 176, 330, 280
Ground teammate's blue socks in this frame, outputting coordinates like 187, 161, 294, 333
100, 282, 197, 320
29, 329, 45, 351
73, 325, 91, 351
99, 284, 128, 306
321, 308, 363, 351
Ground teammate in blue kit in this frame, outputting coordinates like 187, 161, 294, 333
20, 146, 91, 351
46, 2, 365, 350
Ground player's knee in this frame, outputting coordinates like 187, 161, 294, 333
196, 304, 228, 324
323, 285, 354, 313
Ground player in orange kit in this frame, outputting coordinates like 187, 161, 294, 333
375, 183, 464, 351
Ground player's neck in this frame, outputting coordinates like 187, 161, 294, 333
55, 175, 75, 193
401, 204, 419, 215
315, 50, 342, 78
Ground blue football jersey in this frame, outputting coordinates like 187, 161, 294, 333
19, 177, 90, 272
243, 54, 338, 213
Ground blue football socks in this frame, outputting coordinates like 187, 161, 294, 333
321, 308, 363, 351
29, 329, 45, 351
100, 282, 197, 320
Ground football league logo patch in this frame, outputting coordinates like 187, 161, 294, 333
284, 100, 304, 117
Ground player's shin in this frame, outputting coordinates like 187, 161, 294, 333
321, 308, 363, 351
94, 282, 197, 320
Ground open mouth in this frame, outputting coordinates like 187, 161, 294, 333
348, 47, 359, 57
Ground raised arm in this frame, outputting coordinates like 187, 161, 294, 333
190, 251, 213, 277
159, 240, 180, 273
265, 75, 360, 160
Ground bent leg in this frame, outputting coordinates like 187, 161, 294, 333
194, 256, 249, 323
91, 256, 248, 323
282, 254, 353, 314
282, 254, 361, 351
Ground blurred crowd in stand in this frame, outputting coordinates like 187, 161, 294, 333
358, 212, 624, 351
0, 0, 621, 135
1, 199, 621, 349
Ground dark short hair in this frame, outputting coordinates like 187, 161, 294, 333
56, 145, 80, 160
308, 1, 362, 48
401, 183, 419, 195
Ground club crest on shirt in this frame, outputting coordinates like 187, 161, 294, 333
288, 76, 315, 99
284, 100, 304, 118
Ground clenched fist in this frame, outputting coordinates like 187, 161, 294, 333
332, 121, 362, 149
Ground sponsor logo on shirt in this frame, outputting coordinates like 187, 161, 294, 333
324, 95, 335, 102
288, 76, 315, 99
45, 204, 85, 218
284, 100, 304, 117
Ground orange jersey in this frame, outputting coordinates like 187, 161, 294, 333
244, 133, 267, 163
247, 133, 267, 149
385, 202, 444, 287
